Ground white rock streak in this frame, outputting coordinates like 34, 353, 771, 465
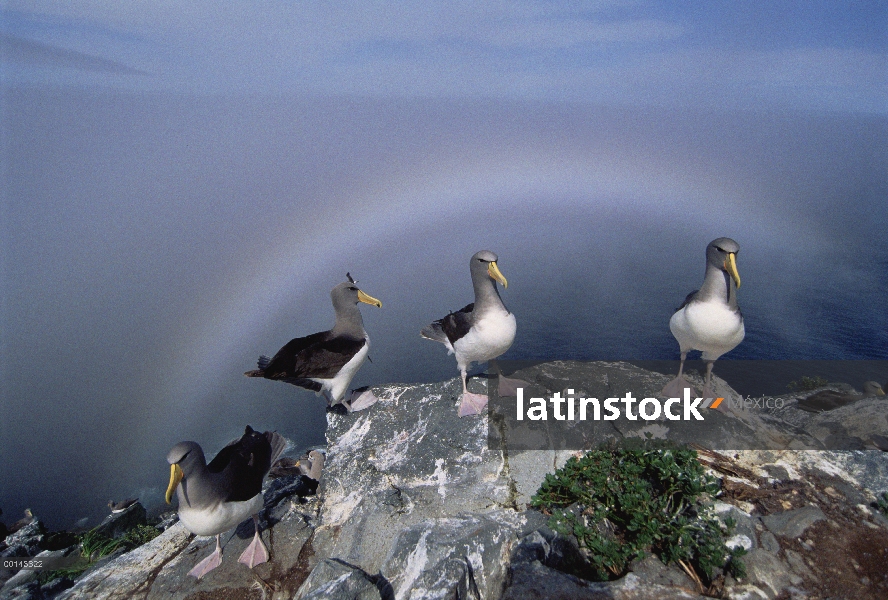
433, 459, 447, 501
396, 529, 430, 600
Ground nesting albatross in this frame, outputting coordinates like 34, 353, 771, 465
245, 275, 382, 412
422, 250, 517, 417
661, 238, 744, 401
166, 426, 286, 579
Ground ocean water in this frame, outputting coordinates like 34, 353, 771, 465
1, 91, 886, 529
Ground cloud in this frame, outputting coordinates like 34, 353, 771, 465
2, 2, 884, 113
0, 32, 145, 74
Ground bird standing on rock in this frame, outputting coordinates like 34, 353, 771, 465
246, 275, 382, 412
422, 250, 516, 417
107, 498, 138, 514
661, 238, 744, 401
8, 509, 34, 534
166, 426, 286, 579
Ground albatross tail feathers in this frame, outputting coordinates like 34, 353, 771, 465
266, 431, 288, 468
420, 322, 449, 345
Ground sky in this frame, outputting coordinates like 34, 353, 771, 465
1, 2, 886, 528
0, 1, 885, 111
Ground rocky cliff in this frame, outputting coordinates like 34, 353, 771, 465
3, 362, 888, 600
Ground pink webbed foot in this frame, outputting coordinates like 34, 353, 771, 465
238, 527, 269, 568
458, 392, 488, 417
346, 389, 379, 412
660, 376, 697, 399
189, 543, 223, 579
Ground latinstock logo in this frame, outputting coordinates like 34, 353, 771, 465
514, 388, 723, 422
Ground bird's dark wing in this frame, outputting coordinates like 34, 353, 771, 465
260, 332, 331, 378
207, 426, 273, 503
422, 303, 475, 346
288, 336, 366, 379
260, 330, 367, 384
440, 303, 475, 344
675, 290, 699, 312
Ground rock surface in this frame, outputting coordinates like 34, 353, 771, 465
3, 361, 887, 599
91, 503, 147, 541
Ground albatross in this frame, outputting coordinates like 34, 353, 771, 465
422, 250, 516, 417
661, 238, 744, 401
107, 498, 138, 514
245, 275, 382, 412
165, 426, 286, 579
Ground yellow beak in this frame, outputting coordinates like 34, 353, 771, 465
165, 463, 184, 504
357, 290, 382, 308
487, 261, 508, 289
724, 253, 740, 289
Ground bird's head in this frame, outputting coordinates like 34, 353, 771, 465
707, 238, 741, 289
165, 441, 203, 504
471, 250, 508, 288
332, 279, 382, 309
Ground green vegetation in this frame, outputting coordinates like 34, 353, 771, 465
787, 376, 829, 392
79, 529, 123, 561
531, 440, 746, 586
875, 491, 888, 516
38, 524, 161, 584
121, 524, 161, 547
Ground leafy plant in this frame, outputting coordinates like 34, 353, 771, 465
875, 491, 888, 516
531, 440, 745, 585
787, 376, 829, 392
121, 524, 160, 547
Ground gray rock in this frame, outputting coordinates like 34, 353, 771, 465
763, 465, 790, 482
379, 513, 519, 600
0, 568, 37, 597
761, 506, 826, 539
628, 555, 698, 591
40, 575, 75, 599
503, 560, 708, 599
802, 397, 888, 449
0, 580, 41, 600
730, 548, 795, 599
508, 450, 575, 508
783, 549, 814, 580
713, 502, 757, 552
152, 512, 178, 532
310, 379, 519, 575
490, 361, 824, 451
295, 559, 388, 600
56, 522, 193, 600
758, 531, 780, 554
0, 548, 79, 598
0, 521, 44, 558
43, 365, 888, 600
91, 503, 147, 540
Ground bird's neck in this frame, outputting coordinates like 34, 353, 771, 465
473, 276, 507, 314
331, 305, 366, 338
699, 264, 738, 308
179, 462, 214, 508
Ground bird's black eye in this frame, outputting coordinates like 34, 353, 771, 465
349, 286, 358, 291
